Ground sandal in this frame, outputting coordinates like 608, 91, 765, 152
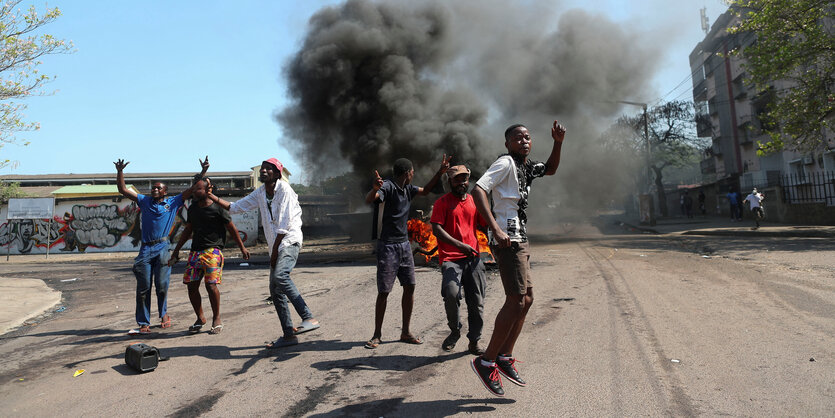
364, 337, 382, 349
399, 334, 423, 345
209, 324, 223, 335
266, 336, 298, 349
160, 315, 171, 329
188, 321, 205, 334
293, 319, 320, 335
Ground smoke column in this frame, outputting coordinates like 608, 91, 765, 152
277, 0, 662, 218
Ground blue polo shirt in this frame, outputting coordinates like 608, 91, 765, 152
377, 180, 419, 243
136, 194, 184, 243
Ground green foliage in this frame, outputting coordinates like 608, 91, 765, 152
0, 181, 28, 203
0, 1, 73, 168
729, 0, 835, 154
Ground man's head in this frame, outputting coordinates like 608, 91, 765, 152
19, 219, 33, 239
260, 158, 283, 183
150, 182, 167, 200
752, 188, 758, 194
446, 165, 470, 198
504, 124, 532, 158
393, 158, 414, 184
192, 176, 210, 200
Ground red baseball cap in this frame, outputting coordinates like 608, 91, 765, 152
262, 158, 284, 173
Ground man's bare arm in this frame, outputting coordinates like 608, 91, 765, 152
417, 154, 452, 196
114, 159, 139, 202
432, 222, 477, 256
182, 156, 210, 201
472, 186, 510, 248
544, 120, 566, 176
225, 221, 250, 260
365, 170, 383, 204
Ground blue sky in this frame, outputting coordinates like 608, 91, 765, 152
3, 0, 727, 183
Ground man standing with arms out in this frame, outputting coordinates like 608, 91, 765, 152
743, 188, 765, 230
469, 121, 566, 396
115, 157, 208, 335
430, 165, 487, 355
170, 177, 250, 335
207, 158, 319, 348
364, 155, 451, 349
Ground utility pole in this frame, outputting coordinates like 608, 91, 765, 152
616, 100, 654, 225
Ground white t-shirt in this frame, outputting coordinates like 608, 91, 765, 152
744, 193, 763, 209
229, 181, 303, 254
476, 155, 545, 243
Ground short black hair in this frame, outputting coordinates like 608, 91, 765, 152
504, 124, 527, 140
393, 158, 413, 178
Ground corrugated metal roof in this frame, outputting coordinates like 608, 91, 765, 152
52, 184, 137, 195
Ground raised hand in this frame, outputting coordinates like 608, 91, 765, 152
372, 170, 384, 191
551, 120, 566, 143
114, 159, 129, 171
199, 155, 210, 172
439, 154, 452, 173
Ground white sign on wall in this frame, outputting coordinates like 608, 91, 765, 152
7, 198, 55, 219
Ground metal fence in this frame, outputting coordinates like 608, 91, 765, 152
781, 171, 835, 206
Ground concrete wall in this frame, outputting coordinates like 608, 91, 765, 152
0, 198, 259, 255
765, 186, 835, 225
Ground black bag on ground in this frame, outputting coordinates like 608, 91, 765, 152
125, 343, 159, 372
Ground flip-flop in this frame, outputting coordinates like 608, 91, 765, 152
188, 322, 205, 334
293, 320, 320, 335
266, 336, 298, 349
364, 337, 382, 349
160, 315, 171, 329
399, 335, 423, 345
209, 324, 223, 335
128, 326, 153, 336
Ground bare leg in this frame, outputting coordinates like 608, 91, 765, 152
498, 288, 534, 355
186, 282, 205, 325
482, 293, 526, 361
372, 292, 389, 339
401, 284, 416, 338
205, 282, 221, 327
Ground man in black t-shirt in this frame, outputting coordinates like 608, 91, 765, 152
172, 177, 250, 335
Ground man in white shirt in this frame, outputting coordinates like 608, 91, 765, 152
209, 158, 320, 348
743, 188, 765, 229
468, 120, 567, 396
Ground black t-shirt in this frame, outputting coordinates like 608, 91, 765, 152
187, 202, 232, 251
378, 179, 419, 243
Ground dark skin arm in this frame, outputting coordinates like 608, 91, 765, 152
416, 154, 452, 196
225, 221, 250, 260
472, 185, 510, 248
365, 170, 384, 204
114, 159, 138, 202
169, 223, 193, 266
182, 156, 210, 201
543, 120, 567, 175
432, 222, 478, 257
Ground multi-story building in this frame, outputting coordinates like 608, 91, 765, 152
690, 7, 835, 193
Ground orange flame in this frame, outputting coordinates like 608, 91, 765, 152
407, 219, 438, 261
476, 230, 491, 255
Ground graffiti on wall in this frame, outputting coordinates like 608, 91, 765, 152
58, 203, 139, 252
0, 218, 63, 253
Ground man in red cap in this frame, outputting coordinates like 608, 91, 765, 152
430, 165, 487, 355
208, 158, 320, 348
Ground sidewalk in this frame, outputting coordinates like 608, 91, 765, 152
618, 215, 835, 238
0, 277, 61, 335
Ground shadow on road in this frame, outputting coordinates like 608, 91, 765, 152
309, 350, 468, 372
310, 396, 516, 417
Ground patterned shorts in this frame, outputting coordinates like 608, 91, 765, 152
183, 248, 224, 284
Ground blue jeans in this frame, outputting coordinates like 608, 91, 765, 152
132, 241, 171, 326
270, 243, 313, 336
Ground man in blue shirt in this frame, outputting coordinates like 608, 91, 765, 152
363, 155, 450, 349
116, 157, 208, 334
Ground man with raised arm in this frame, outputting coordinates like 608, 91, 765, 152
207, 158, 320, 348
115, 156, 208, 335
469, 121, 566, 396
363, 155, 450, 349
170, 177, 250, 335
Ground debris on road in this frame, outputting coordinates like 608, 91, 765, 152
54, 306, 66, 313
60, 278, 79, 282
73, 369, 85, 377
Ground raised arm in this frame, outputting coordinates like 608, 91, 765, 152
225, 221, 250, 260
544, 120, 566, 175
114, 159, 139, 202
417, 154, 452, 196
365, 170, 384, 204
182, 156, 211, 200
472, 185, 510, 248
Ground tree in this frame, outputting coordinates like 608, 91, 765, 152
604, 101, 708, 217
0, 181, 28, 203
729, 0, 835, 154
0, 1, 72, 168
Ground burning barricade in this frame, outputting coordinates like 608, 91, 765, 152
407, 218, 495, 267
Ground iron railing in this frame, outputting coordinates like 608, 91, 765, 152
781, 171, 835, 206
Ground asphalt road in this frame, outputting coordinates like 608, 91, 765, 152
0, 225, 832, 417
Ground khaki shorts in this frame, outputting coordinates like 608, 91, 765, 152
490, 241, 531, 295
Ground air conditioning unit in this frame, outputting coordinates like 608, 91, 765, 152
803, 154, 814, 165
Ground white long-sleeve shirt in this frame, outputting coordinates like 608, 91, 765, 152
230, 181, 303, 254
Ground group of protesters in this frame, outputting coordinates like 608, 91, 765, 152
115, 118, 567, 397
